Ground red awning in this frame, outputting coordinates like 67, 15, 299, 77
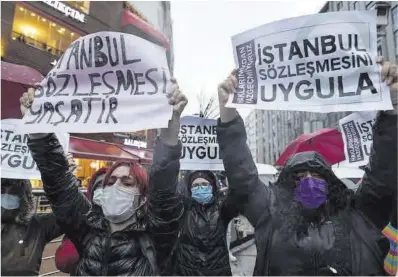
121, 146, 153, 164
1, 61, 44, 119
120, 9, 170, 49
1, 61, 44, 86
69, 137, 139, 162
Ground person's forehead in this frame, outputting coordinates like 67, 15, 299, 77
192, 177, 209, 183
111, 165, 130, 177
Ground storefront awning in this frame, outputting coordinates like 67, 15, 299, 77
69, 137, 139, 162
120, 9, 170, 49
121, 146, 153, 164
1, 61, 44, 119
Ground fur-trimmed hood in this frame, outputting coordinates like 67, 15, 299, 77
1, 178, 36, 225
276, 151, 351, 216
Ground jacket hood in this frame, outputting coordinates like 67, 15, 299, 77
1, 178, 35, 225
276, 151, 350, 214
86, 168, 108, 201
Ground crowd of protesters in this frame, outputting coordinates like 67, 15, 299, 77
1, 11, 398, 277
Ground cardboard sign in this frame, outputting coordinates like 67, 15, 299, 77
22, 31, 173, 133
1, 118, 70, 179
226, 11, 392, 113
339, 111, 377, 167
179, 116, 224, 171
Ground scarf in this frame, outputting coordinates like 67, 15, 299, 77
382, 222, 398, 276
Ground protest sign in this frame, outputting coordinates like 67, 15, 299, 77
226, 11, 392, 113
179, 116, 224, 171
1, 118, 70, 179
339, 111, 377, 167
22, 31, 172, 133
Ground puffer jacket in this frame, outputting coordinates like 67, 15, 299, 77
1, 179, 62, 276
28, 134, 184, 276
55, 168, 107, 274
217, 112, 397, 276
170, 172, 238, 276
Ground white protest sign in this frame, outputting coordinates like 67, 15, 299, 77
339, 111, 377, 167
226, 11, 392, 113
21, 31, 172, 133
179, 116, 224, 171
1, 118, 70, 179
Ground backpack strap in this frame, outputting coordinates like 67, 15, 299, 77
139, 233, 159, 275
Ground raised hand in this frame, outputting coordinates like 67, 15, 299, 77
167, 78, 188, 117
217, 70, 238, 123
19, 88, 35, 117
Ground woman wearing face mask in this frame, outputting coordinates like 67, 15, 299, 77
164, 170, 239, 276
21, 82, 188, 276
1, 178, 63, 276
215, 59, 398, 275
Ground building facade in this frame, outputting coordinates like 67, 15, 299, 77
244, 1, 398, 165
320, 1, 398, 63
1, 1, 174, 150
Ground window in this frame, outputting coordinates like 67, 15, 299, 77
12, 4, 80, 56
392, 6, 398, 32
65, 1, 90, 14
377, 44, 383, 57
337, 1, 343, 11
394, 31, 398, 59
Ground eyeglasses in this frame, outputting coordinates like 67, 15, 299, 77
191, 182, 211, 188
106, 176, 136, 187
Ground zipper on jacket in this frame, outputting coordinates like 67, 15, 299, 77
101, 233, 112, 276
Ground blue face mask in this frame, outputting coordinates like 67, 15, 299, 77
191, 186, 213, 204
1, 194, 20, 210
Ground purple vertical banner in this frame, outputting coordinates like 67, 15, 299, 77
233, 40, 258, 105
342, 120, 364, 163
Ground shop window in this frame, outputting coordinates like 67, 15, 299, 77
30, 158, 112, 189
65, 1, 90, 14
12, 4, 80, 57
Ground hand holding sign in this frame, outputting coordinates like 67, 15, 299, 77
19, 88, 35, 117
378, 57, 398, 113
218, 70, 239, 123
167, 78, 188, 116
160, 79, 188, 146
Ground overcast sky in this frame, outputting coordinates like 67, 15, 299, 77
171, 0, 326, 118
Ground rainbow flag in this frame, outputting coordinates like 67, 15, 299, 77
382, 222, 398, 276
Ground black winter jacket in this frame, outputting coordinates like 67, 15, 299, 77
217, 112, 397, 276
172, 195, 238, 276
1, 179, 62, 276
28, 134, 184, 276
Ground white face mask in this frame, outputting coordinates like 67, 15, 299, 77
93, 184, 141, 224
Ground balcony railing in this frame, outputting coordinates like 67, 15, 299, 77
11, 31, 64, 57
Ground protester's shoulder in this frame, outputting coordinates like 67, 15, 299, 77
33, 212, 58, 225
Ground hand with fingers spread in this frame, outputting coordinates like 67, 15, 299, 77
218, 70, 239, 123
378, 57, 398, 111
19, 87, 35, 117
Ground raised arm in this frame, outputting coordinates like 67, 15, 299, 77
21, 89, 90, 238
216, 72, 270, 227
356, 60, 398, 230
147, 82, 186, 270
